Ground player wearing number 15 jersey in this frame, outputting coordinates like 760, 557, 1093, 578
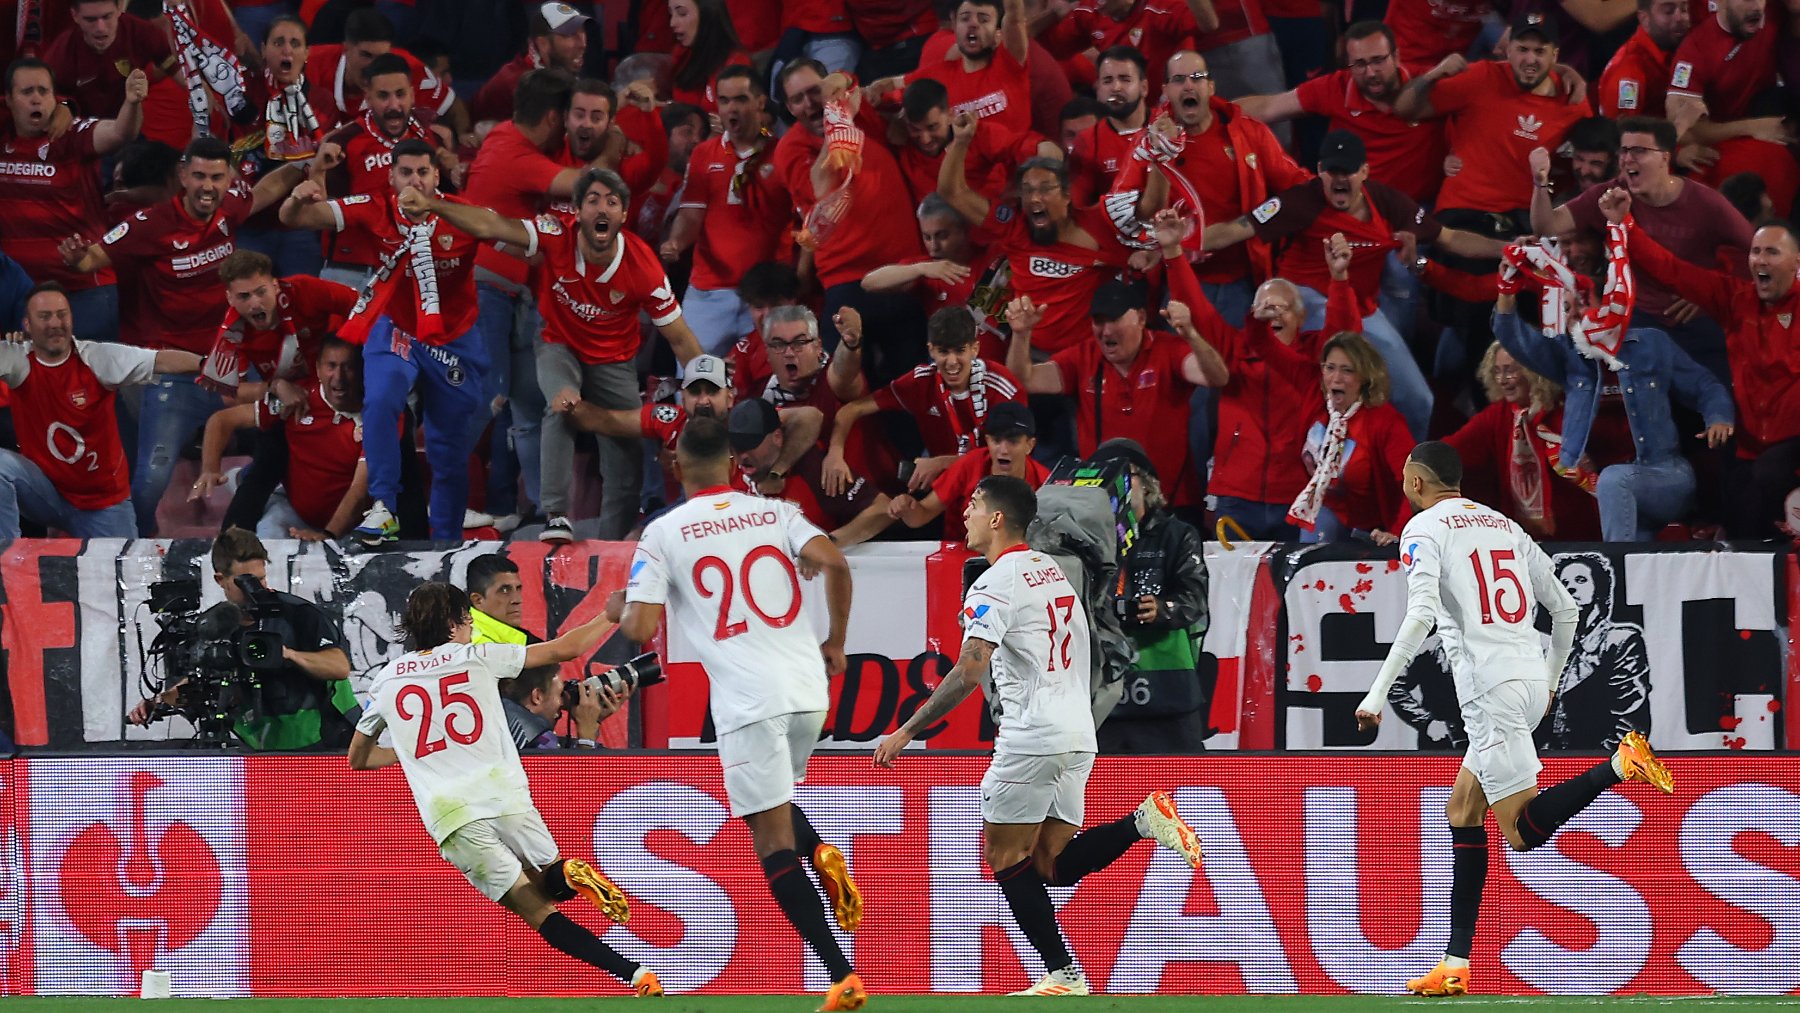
348, 583, 663, 998
1355, 442, 1674, 998
873, 475, 1204, 998
617, 416, 868, 1012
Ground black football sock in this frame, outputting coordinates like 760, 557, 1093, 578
792, 804, 825, 859
1518, 760, 1621, 850
762, 849, 854, 980
1048, 815, 1141, 886
537, 910, 638, 983
995, 858, 1074, 974
1446, 825, 1488, 960
541, 859, 576, 902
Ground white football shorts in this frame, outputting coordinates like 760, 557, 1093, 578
980, 750, 1095, 826
1461, 679, 1550, 804
438, 809, 560, 902
716, 710, 827, 817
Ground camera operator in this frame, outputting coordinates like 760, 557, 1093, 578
1091, 440, 1213, 754
129, 528, 355, 749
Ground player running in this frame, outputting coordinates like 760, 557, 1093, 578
873, 475, 1204, 997
613, 417, 869, 1012
349, 583, 662, 998
1356, 442, 1675, 997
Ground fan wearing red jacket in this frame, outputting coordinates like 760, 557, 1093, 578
1291, 330, 1414, 543
1067, 45, 1151, 206
198, 250, 357, 398
0, 282, 201, 539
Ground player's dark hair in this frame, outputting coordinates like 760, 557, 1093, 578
514, 67, 575, 125
917, 192, 966, 225
182, 136, 234, 166
574, 166, 631, 210
1566, 115, 1620, 155
716, 63, 761, 95
737, 260, 801, 304
677, 415, 732, 464
1408, 440, 1464, 490
1059, 96, 1104, 125
927, 306, 978, 350
391, 138, 435, 162
344, 8, 396, 45
219, 249, 276, 286
1094, 45, 1147, 79
1014, 156, 1069, 195
502, 664, 560, 704
5, 57, 51, 93
1615, 115, 1677, 152
362, 52, 411, 86
1342, 20, 1396, 51
466, 553, 522, 598
118, 139, 181, 189
672, 0, 743, 93
975, 475, 1037, 535
211, 527, 269, 577
399, 582, 472, 652
901, 78, 950, 121
264, 13, 308, 45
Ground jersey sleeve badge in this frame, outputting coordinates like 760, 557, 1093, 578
1251, 197, 1282, 224
534, 213, 564, 236
1671, 62, 1692, 89
1401, 542, 1420, 571
1617, 79, 1640, 109
102, 221, 129, 244
652, 404, 680, 424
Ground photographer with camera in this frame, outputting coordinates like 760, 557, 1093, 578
129, 529, 355, 749
1090, 440, 1213, 754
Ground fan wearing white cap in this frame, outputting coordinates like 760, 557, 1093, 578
473, 3, 593, 126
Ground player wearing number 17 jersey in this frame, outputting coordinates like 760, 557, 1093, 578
348, 583, 663, 998
1355, 442, 1674, 998
616, 417, 868, 1012
873, 475, 1204, 997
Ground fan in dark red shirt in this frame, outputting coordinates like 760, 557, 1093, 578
471, 3, 590, 126
198, 250, 357, 397
728, 396, 895, 548
1598, 0, 1691, 119
1383, 0, 1493, 75
887, 76, 1050, 207
42, 0, 176, 118
886, 399, 1048, 541
1665, 0, 1798, 215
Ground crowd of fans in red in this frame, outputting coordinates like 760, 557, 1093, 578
0, 0, 1796, 550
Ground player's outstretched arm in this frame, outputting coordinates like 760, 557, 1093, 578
525, 612, 613, 668
873, 637, 990, 766
799, 534, 853, 674
348, 729, 398, 769
403, 190, 534, 248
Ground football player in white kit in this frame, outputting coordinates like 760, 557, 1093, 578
349, 582, 664, 997
1356, 442, 1675, 997
613, 417, 869, 1013
873, 475, 1204, 997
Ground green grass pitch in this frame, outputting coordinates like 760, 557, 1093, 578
4, 997, 1798, 1012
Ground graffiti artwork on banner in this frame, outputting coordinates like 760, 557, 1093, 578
1275, 544, 1786, 750
27, 758, 247, 997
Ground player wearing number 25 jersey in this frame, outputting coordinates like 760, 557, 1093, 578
1356, 443, 1674, 998
618, 417, 868, 1012
350, 583, 663, 998
873, 475, 1203, 998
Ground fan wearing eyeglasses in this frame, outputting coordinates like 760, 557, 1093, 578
1031, 0, 1219, 107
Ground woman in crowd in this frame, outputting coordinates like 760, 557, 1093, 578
1289, 332, 1412, 544
669, 0, 751, 114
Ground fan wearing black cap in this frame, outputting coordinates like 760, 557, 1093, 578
887, 400, 1049, 542
1006, 209, 1228, 523
1197, 128, 1501, 438
1087, 438, 1211, 754
728, 398, 897, 549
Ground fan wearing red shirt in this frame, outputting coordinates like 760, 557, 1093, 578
1393, 15, 1590, 218
885, 0, 1033, 146
471, 3, 589, 126
1034, 0, 1215, 105
1665, 0, 1799, 214
889, 76, 1050, 207
823, 306, 1024, 498
68, 135, 309, 535
888, 399, 1047, 541
0, 0, 70, 68
661, 66, 790, 355
305, 9, 456, 130
1067, 45, 1150, 206
1235, 21, 1448, 206
862, 195, 1011, 362
0, 282, 201, 539
279, 140, 492, 543
1383, 0, 1493, 75
199, 250, 356, 397
42, 0, 175, 118
1598, 0, 1691, 119
550, 81, 670, 225
1007, 270, 1232, 510
728, 396, 895, 548
0, 59, 146, 342
412, 168, 705, 542
1295, 331, 1413, 541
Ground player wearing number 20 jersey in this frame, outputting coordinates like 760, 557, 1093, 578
350, 583, 663, 998
1358, 443, 1673, 999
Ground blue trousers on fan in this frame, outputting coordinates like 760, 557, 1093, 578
361, 317, 489, 541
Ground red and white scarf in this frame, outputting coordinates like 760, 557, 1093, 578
1509, 406, 1552, 535
796, 97, 862, 251
1499, 218, 1635, 370
1287, 400, 1360, 530
1103, 105, 1196, 252
358, 107, 433, 151
342, 207, 444, 342
16, 0, 45, 55
166, 0, 252, 137
263, 71, 320, 161
199, 287, 304, 394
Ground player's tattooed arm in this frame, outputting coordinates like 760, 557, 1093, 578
875, 638, 991, 766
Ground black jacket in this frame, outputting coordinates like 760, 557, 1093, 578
1110, 510, 1210, 718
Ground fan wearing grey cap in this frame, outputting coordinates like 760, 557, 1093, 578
552, 354, 823, 494
473, 3, 593, 126
887, 400, 1049, 541
1196, 129, 1501, 439
727, 398, 896, 550
1007, 209, 1228, 522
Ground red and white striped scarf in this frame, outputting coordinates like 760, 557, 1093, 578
1287, 400, 1360, 530
263, 71, 320, 161
341, 205, 444, 342
166, 0, 252, 137
1500, 218, 1635, 369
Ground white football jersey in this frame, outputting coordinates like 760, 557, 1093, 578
961, 546, 1097, 755
627, 490, 832, 734
1397, 497, 1571, 704
356, 641, 532, 843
